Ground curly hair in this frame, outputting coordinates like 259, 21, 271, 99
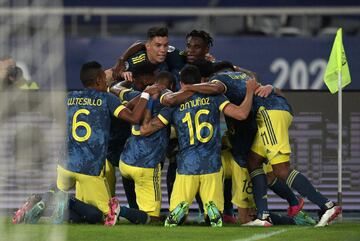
186, 29, 214, 48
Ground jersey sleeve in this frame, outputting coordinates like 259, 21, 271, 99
210, 78, 227, 93
122, 89, 140, 102
106, 93, 126, 118
165, 48, 187, 71
217, 94, 230, 112
157, 106, 175, 125
159, 89, 173, 104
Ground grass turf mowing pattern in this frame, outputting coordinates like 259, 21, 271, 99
1, 219, 360, 241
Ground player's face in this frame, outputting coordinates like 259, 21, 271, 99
186, 36, 209, 63
146, 36, 169, 64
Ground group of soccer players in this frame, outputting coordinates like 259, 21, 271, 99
12, 26, 341, 228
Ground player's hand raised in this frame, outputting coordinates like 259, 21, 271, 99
246, 78, 260, 93
120, 71, 133, 82
255, 84, 273, 98
143, 84, 164, 97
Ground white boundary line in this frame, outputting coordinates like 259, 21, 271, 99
232, 229, 287, 241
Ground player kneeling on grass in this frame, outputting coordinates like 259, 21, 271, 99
13, 184, 150, 225
140, 65, 258, 227
220, 146, 316, 227
13, 61, 160, 226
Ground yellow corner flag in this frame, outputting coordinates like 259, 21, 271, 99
324, 28, 351, 94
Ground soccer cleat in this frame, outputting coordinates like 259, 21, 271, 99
294, 211, 316, 226
315, 205, 342, 227
12, 194, 42, 224
23, 201, 45, 224
205, 201, 222, 227
223, 214, 237, 224
164, 201, 189, 227
52, 191, 69, 224
242, 216, 273, 227
287, 197, 305, 217
104, 197, 120, 226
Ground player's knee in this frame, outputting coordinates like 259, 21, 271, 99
247, 151, 264, 171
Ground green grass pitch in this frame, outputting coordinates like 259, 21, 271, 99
2, 219, 360, 241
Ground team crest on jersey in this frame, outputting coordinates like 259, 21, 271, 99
168, 45, 175, 53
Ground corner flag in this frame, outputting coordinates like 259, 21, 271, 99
324, 28, 351, 94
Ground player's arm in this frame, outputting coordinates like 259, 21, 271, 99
181, 81, 225, 95
112, 41, 145, 81
222, 78, 258, 120
109, 82, 132, 99
116, 84, 161, 124
117, 92, 148, 124
140, 116, 167, 136
160, 90, 194, 107
254, 84, 284, 98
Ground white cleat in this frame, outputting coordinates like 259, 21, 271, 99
242, 218, 273, 227
315, 205, 342, 227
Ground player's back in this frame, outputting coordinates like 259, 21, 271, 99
120, 90, 170, 167
210, 70, 250, 105
253, 93, 293, 114
63, 89, 121, 176
121, 96, 170, 168
171, 92, 228, 175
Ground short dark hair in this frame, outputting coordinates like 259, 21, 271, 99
147, 26, 168, 40
132, 61, 157, 80
7, 66, 23, 80
80, 61, 102, 87
180, 65, 201, 85
212, 61, 235, 73
155, 71, 173, 87
192, 59, 214, 78
186, 29, 214, 48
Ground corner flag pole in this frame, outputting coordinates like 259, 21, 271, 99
324, 28, 351, 214
338, 68, 342, 210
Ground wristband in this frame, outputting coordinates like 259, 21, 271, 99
140, 92, 150, 100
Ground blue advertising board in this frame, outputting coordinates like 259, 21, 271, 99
65, 36, 360, 90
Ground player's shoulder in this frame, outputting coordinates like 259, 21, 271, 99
166, 47, 186, 62
128, 50, 147, 65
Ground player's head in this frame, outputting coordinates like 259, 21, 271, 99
192, 59, 214, 82
180, 64, 201, 86
146, 26, 169, 64
80, 61, 107, 91
155, 71, 173, 90
185, 29, 213, 63
132, 61, 157, 90
6, 66, 26, 86
212, 61, 235, 74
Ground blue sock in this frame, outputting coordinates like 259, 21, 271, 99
223, 178, 234, 216
269, 177, 299, 206
120, 206, 149, 224
287, 170, 330, 211
250, 168, 269, 219
270, 212, 295, 225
